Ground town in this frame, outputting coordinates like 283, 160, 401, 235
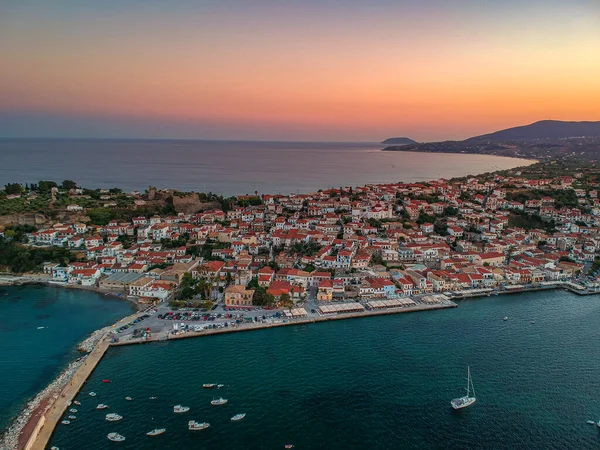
2, 160, 600, 341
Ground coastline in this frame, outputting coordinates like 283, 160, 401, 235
0, 274, 142, 310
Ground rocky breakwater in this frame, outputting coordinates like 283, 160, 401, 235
0, 327, 110, 450
0, 357, 86, 450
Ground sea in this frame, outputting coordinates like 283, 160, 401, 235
47, 290, 600, 449
0, 139, 533, 196
0, 285, 134, 433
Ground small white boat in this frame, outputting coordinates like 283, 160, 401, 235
51, 446, 60, 450
37, 326, 45, 330
231, 413, 246, 421
73, 400, 81, 406
503, 316, 508, 321
69, 408, 77, 413
61, 420, 70, 425
68, 415, 77, 420
146, 428, 166, 436
285, 445, 294, 449
107, 432, 126, 442
89, 392, 97, 397
451, 366, 476, 410
188, 420, 210, 431
530, 320, 536, 324
211, 397, 228, 406
125, 397, 133, 401
105, 413, 123, 422
217, 384, 225, 389
149, 396, 157, 400
202, 384, 216, 388
173, 405, 190, 413
96, 404, 109, 410
587, 420, 595, 425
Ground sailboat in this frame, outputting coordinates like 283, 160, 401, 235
451, 366, 476, 410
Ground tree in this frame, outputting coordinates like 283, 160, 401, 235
87, 208, 114, 226
279, 293, 293, 307
4, 183, 23, 195
61, 180, 78, 190
38, 181, 58, 193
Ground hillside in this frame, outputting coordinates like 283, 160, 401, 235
466, 120, 600, 142
381, 137, 417, 145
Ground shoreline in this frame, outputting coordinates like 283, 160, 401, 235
0, 274, 142, 310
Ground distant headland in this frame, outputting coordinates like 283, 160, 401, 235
383, 120, 600, 161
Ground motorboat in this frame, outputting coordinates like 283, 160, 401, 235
73, 400, 81, 406
69, 408, 77, 413
37, 326, 45, 330
231, 413, 246, 421
103, 379, 111, 383
530, 320, 536, 324
173, 405, 190, 413
146, 428, 166, 436
51, 447, 60, 450
202, 384, 216, 388
451, 366, 476, 410
68, 415, 77, 420
89, 392, 97, 397
107, 432, 126, 442
125, 397, 133, 401
587, 420, 595, 425
61, 420, 70, 425
105, 413, 123, 422
211, 397, 228, 406
285, 445, 294, 449
503, 316, 508, 321
188, 421, 210, 431
96, 404, 109, 410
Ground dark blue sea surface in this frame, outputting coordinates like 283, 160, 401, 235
50, 290, 600, 449
0, 139, 532, 196
0, 285, 134, 432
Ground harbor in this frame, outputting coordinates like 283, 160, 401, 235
43, 288, 600, 450
5, 280, 600, 450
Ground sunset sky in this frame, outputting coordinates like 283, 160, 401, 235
1, 0, 599, 141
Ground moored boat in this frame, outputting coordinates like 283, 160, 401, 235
211, 397, 228, 406
188, 420, 210, 431
285, 445, 294, 449
231, 413, 246, 421
451, 366, 476, 410
97, 404, 109, 410
149, 396, 157, 400
103, 379, 111, 383
217, 384, 225, 389
503, 316, 508, 321
587, 420, 595, 425
51, 447, 60, 450
69, 408, 77, 413
73, 400, 81, 406
202, 383, 216, 388
61, 420, 70, 425
174, 405, 190, 413
125, 397, 133, 401
107, 432, 126, 442
89, 392, 97, 397
147, 428, 166, 436
105, 413, 123, 422
68, 415, 76, 420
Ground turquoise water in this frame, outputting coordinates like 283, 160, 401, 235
0, 285, 134, 432
50, 290, 600, 449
